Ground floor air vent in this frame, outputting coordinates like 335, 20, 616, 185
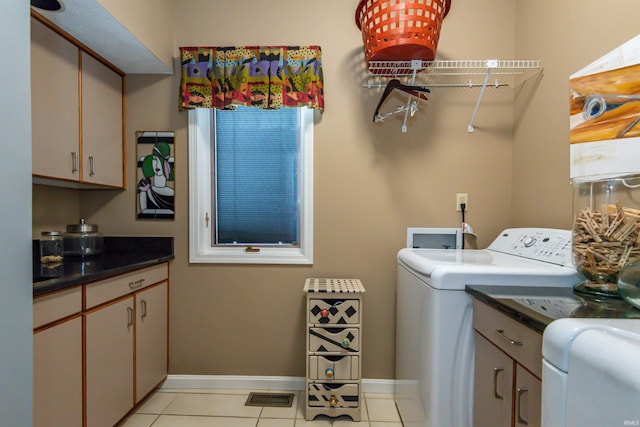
245, 392, 295, 407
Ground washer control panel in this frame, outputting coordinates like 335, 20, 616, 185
487, 228, 573, 266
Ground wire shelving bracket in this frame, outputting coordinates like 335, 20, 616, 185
364, 59, 542, 133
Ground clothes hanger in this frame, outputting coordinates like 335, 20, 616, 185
372, 79, 430, 122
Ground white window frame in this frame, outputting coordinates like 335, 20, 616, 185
188, 107, 314, 264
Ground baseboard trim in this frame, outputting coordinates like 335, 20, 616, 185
161, 375, 395, 394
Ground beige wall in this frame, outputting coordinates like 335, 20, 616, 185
32, 185, 80, 239
512, 0, 640, 228
32, 0, 640, 379
97, 0, 176, 71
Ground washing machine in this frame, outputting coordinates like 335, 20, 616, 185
542, 318, 640, 427
395, 228, 585, 427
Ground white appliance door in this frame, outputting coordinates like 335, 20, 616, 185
566, 327, 640, 427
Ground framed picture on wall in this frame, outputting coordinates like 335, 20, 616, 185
136, 131, 175, 219
570, 35, 640, 179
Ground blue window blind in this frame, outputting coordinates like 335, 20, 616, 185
214, 106, 300, 246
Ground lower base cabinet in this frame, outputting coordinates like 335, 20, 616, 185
85, 297, 135, 427
473, 332, 513, 427
473, 333, 542, 427
33, 316, 83, 427
472, 299, 542, 427
514, 364, 541, 427
136, 282, 169, 402
34, 263, 170, 427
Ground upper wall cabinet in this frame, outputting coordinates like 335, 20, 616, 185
31, 18, 80, 183
31, 18, 124, 189
81, 52, 124, 187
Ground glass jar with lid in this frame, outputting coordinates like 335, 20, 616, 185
63, 218, 104, 257
40, 231, 64, 263
572, 174, 640, 297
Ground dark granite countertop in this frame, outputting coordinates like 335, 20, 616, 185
33, 236, 174, 297
466, 285, 640, 334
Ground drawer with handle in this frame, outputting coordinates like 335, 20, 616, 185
309, 327, 359, 353
307, 383, 359, 408
33, 286, 82, 329
308, 298, 360, 325
85, 263, 168, 309
472, 299, 542, 378
309, 355, 359, 380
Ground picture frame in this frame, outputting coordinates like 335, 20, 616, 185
136, 131, 175, 219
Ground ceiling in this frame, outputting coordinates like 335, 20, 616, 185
32, 0, 171, 74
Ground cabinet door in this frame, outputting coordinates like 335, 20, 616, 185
31, 18, 80, 181
33, 317, 83, 427
86, 297, 134, 427
136, 282, 168, 402
515, 364, 542, 427
81, 52, 124, 188
473, 332, 513, 427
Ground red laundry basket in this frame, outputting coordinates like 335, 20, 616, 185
356, 0, 452, 70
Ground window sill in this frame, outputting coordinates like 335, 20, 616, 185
189, 246, 312, 265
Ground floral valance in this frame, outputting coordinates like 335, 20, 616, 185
179, 46, 324, 112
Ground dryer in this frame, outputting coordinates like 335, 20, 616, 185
542, 318, 640, 427
395, 228, 584, 427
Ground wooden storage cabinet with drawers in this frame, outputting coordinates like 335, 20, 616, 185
304, 278, 365, 421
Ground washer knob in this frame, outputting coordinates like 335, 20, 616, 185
523, 237, 536, 247
320, 309, 330, 318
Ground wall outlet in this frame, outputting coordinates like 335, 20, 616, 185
456, 193, 468, 211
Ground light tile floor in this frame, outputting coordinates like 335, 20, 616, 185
119, 389, 403, 427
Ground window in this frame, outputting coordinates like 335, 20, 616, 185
188, 107, 314, 264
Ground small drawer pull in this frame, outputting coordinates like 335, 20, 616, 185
129, 278, 145, 289
495, 329, 523, 346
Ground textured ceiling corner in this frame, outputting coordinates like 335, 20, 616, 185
34, 0, 172, 74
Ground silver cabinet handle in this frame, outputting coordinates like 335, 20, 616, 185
141, 300, 147, 319
495, 329, 523, 346
127, 306, 133, 328
128, 278, 145, 289
71, 152, 78, 173
516, 387, 529, 425
493, 367, 504, 399
89, 155, 96, 176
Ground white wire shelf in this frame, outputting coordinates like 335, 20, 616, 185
363, 59, 543, 132
367, 59, 541, 77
